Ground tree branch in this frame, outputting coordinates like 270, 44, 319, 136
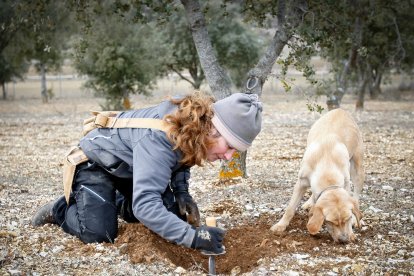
180, 0, 232, 100
243, 0, 307, 96
392, 16, 405, 64
170, 66, 196, 87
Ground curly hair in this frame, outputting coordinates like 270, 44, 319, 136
164, 91, 215, 166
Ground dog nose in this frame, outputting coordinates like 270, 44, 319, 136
338, 234, 350, 243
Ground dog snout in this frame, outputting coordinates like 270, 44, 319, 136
337, 234, 351, 243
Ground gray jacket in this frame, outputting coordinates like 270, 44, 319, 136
79, 99, 196, 248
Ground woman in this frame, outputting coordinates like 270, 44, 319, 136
32, 92, 262, 254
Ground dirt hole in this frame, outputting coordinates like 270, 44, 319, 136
114, 213, 378, 274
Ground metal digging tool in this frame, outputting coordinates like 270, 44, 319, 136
201, 217, 225, 276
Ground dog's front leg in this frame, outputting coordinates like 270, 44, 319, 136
301, 196, 314, 210
350, 152, 365, 200
271, 177, 309, 232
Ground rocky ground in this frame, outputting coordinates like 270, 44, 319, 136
0, 91, 413, 275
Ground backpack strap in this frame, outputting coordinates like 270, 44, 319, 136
63, 146, 89, 203
82, 111, 170, 136
64, 111, 171, 203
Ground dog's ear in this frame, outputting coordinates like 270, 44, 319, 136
307, 206, 324, 235
351, 198, 362, 228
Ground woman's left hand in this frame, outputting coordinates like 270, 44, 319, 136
175, 192, 201, 227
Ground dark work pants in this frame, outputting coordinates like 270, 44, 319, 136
52, 162, 184, 244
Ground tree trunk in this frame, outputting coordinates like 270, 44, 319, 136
180, 0, 232, 100
237, 0, 306, 177
40, 63, 48, 103
328, 15, 362, 109
327, 95, 340, 110
2, 82, 6, 100
356, 71, 369, 110
181, 0, 306, 179
369, 69, 382, 99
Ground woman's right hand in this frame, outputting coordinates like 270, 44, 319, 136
191, 225, 226, 254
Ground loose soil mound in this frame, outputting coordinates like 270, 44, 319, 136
114, 212, 401, 275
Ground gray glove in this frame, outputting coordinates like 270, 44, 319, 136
170, 167, 200, 226
191, 225, 226, 254
174, 191, 200, 227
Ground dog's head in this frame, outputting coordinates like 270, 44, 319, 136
307, 189, 362, 243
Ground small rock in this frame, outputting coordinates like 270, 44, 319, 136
292, 241, 303, 247
8, 269, 21, 276
174, 266, 186, 274
351, 264, 363, 273
245, 204, 254, 211
231, 266, 241, 275
397, 249, 406, 256
382, 185, 394, 191
39, 251, 48, 257
118, 243, 128, 254
273, 240, 280, 245
101, 257, 111, 263
52, 245, 65, 254
260, 239, 269, 247
293, 253, 309, 259
368, 206, 382, 213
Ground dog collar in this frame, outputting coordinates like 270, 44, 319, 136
314, 185, 342, 202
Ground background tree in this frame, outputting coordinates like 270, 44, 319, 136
161, 3, 265, 90
73, 7, 168, 110
293, 0, 414, 110
27, 1, 76, 103
0, 41, 29, 100
0, 0, 32, 99
0, 1, 77, 102
72, 0, 265, 109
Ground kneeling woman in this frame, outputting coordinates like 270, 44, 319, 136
32, 92, 262, 254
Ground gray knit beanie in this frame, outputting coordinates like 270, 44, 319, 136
212, 93, 263, 152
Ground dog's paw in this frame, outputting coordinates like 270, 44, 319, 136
352, 215, 365, 228
353, 218, 365, 228
270, 222, 287, 232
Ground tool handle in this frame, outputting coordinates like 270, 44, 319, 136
205, 217, 217, 227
